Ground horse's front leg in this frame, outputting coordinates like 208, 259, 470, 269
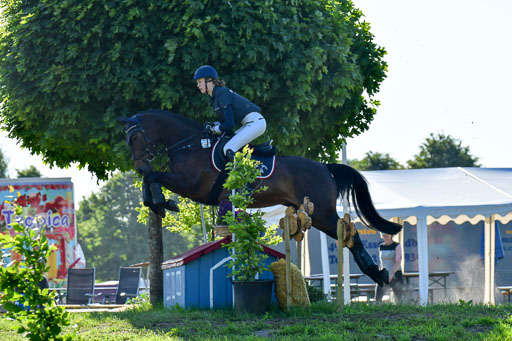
143, 175, 180, 216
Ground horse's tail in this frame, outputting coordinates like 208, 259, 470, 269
326, 164, 402, 235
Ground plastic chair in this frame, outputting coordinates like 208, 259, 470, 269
104, 267, 141, 304
65, 268, 98, 305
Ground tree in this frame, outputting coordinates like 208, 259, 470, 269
349, 151, 404, 171
407, 133, 480, 169
0, 148, 7, 178
16, 165, 42, 178
76, 171, 199, 281
0, 0, 387, 179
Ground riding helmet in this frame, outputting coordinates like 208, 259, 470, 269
192, 65, 218, 80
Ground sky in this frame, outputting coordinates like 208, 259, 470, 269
1, 0, 512, 208
347, 0, 512, 167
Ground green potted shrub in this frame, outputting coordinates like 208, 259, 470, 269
222, 146, 280, 314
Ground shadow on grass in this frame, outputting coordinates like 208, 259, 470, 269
74, 300, 512, 340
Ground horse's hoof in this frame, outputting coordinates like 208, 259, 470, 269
164, 200, 180, 212
157, 206, 166, 218
149, 203, 166, 218
380, 268, 390, 286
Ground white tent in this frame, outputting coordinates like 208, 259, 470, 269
263, 167, 512, 305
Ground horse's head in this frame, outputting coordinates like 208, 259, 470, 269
120, 115, 154, 176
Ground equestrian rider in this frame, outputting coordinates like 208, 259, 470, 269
193, 65, 266, 162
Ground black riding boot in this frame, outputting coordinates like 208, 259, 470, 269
348, 232, 389, 287
225, 149, 235, 163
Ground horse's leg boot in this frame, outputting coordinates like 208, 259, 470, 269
348, 232, 390, 287
149, 182, 166, 206
164, 200, 180, 212
148, 202, 166, 219
142, 182, 153, 207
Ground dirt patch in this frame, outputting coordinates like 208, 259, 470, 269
465, 325, 493, 334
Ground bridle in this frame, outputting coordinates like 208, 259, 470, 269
125, 115, 202, 166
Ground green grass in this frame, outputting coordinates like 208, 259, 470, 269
1, 301, 511, 340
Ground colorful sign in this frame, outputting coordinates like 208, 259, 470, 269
0, 178, 80, 280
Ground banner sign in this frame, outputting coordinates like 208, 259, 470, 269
0, 178, 79, 279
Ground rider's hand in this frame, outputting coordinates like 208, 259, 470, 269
203, 123, 213, 134
212, 122, 222, 134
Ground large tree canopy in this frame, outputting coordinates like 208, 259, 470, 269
407, 133, 480, 169
349, 151, 404, 171
0, 0, 386, 179
16, 165, 42, 178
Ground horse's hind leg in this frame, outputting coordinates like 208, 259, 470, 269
312, 211, 389, 287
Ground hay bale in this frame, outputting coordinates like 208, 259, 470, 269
270, 259, 310, 308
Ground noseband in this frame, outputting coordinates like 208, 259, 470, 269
125, 114, 202, 165
125, 116, 158, 162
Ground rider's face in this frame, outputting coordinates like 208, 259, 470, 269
196, 78, 209, 94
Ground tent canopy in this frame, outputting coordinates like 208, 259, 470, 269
262, 167, 512, 225
361, 167, 512, 224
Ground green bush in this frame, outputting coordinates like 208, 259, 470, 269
0, 205, 73, 340
306, 284, 327, 303
222, 146, 281, 281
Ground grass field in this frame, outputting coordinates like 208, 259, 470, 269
1, 300, 511, 340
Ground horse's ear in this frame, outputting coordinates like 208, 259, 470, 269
119, 117, 129, 125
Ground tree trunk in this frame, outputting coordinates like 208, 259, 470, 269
147, 211, 163, 304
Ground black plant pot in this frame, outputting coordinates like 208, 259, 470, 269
233, 279, 274, 315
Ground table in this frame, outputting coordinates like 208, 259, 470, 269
49, 283, 119, 304
49, 288, 67, 304
304, 274, 368, 298
95, 281, 119, 304
403, 271, 453, 289
403, 271, 454, 303
304, 273, 365, 286
497, 286, 512, 303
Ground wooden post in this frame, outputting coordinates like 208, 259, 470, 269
284, 214, 292, 310
147, 211, 163, 304
337, 219, 344, 311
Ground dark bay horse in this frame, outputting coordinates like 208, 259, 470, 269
121, 109, 402, 286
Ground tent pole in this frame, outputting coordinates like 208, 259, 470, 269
393, 217, 405, 272
417, 216, 429, 306
491, 214, 496, 305
484, 215, 496, 304
341, 143, 351, 305
320, 232, 331, 300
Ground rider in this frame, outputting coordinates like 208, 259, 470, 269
193, 65, 266, 162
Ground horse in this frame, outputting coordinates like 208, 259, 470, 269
121, 109, 402, 286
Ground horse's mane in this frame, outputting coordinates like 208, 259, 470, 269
137, 109, 202, 131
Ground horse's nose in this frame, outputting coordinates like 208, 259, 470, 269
134, 160, 152, 175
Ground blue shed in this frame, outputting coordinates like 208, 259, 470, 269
162, 236, 284, 309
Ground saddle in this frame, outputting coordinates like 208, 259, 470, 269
211, 135, 277, 178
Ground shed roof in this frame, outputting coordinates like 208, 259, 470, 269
161, 236, 285, 270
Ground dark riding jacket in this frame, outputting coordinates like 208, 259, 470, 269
210, 86, 261, 133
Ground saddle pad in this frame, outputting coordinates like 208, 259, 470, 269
211, 138, 276, 179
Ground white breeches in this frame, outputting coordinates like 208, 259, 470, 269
223, 112, 266, 155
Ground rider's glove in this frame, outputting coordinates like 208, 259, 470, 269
203, 123, 213, 134
212, 122, 222, 134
